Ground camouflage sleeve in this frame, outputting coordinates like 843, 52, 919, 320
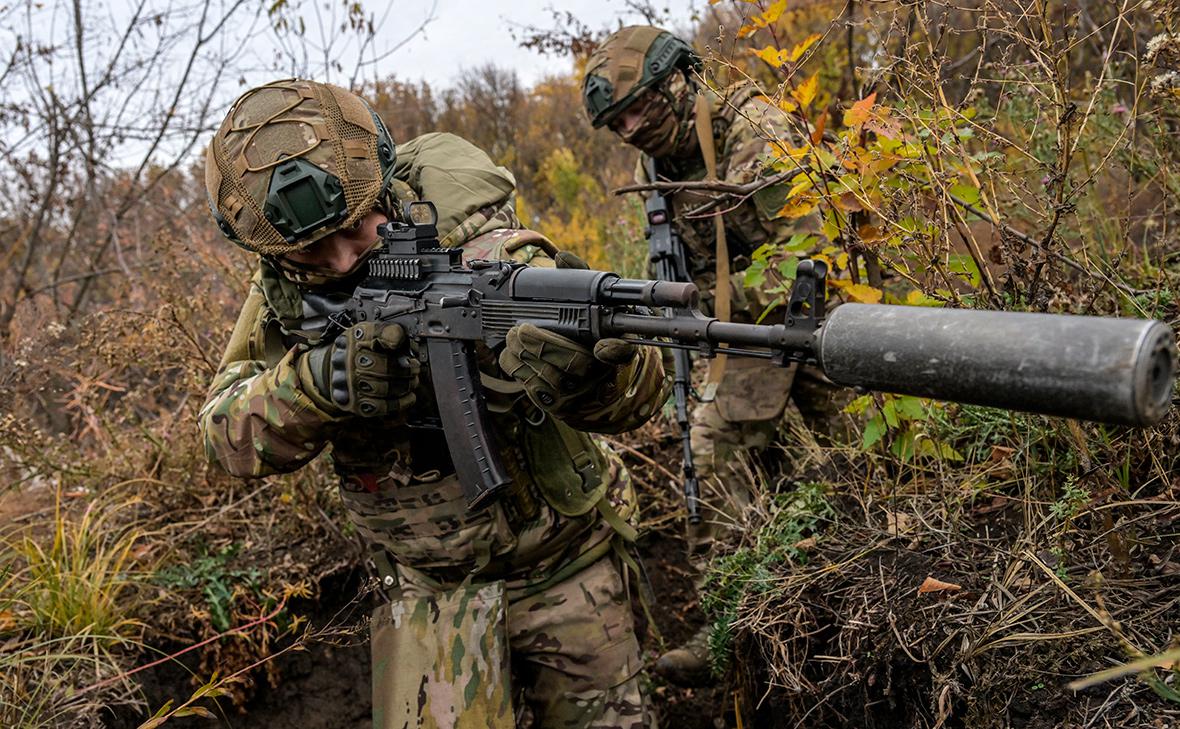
551, 345, 670, 435
198, 282, 346, 478
719, 94, 801, 184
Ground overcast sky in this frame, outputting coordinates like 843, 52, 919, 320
378, 0, 700, 88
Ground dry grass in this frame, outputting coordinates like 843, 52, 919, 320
0, 490, 152, 727
699, 404, 1180, 728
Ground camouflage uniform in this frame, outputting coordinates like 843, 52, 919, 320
201, 81, 666, 728
584, 28, 845, 683
633, 80, 844, 557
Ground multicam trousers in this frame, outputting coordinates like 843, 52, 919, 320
687, 357, 846, 557
375, 554, 654, 729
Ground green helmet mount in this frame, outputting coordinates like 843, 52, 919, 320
583, 26, 701, 129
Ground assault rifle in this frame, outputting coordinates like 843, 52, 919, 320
644, 157, 701, 524
334, 201, 1177, 513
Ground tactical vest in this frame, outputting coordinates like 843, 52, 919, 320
643, 82, 793, 294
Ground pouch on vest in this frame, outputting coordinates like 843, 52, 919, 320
714, 357, 797, 423
521, 416, 608, 517
370, 580, 513, 729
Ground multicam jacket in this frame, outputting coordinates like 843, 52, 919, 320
638, 81, 818, 310
199, 139, 668, 593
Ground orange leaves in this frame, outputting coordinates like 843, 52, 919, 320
737, 0, 788, 38
842, 91, 904, 140
917, 576, 962, 595
843, 92, 877, 128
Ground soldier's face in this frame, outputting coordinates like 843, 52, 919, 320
610, 100, 648, 137
607, 87, 682, 157
284, 210, 388, 274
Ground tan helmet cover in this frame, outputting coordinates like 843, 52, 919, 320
583, 25, 699, 129
205, 79, 396, 256
585, 26, 668, 115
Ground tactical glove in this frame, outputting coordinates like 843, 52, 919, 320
303, 322, 420, 417
499, 249, 638, 413
499, 323, 638, 413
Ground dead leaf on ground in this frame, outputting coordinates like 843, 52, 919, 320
917, 576, 962, 595
884, 509, 914, 536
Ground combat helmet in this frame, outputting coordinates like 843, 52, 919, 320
583, 26, 701, 129
205, 79, 397, 256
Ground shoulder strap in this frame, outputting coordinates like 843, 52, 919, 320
694, 92, 730, 391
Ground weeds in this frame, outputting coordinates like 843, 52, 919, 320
155, 543, 262, 633
701, 482, 833, 675
0, 491, 151, 727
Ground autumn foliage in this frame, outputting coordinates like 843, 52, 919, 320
2, 1, 1180, 727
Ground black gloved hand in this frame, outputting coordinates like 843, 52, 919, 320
497, 250, 637, 412
306, 322, 420, 417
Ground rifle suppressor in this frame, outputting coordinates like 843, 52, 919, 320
817, 304, 1176, 427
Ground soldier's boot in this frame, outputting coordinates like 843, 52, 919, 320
654, 624, 713, 687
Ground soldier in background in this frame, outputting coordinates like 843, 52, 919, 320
583, 27, 846, 686
199, 79, 668, 728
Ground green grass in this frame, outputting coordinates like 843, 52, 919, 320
701, 482, 834, 674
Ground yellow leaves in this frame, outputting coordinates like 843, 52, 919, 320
770, 141, 808, 163
843, 92, 877, 128
763, 0, 789, 23
829, 279, 884, 304
737, 0, 788, 38
749, 33, 822, 67
772, 172, 818, 219
905, 290, 942, 307
792, 72, 819, 108
785, 176, 813, 200
751, 46, 788, 67
789, 33, 822, 62
775, 197, 818, 219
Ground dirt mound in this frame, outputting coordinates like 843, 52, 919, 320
704, 409, 1180, 728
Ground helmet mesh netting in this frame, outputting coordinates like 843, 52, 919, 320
318, 85, 382, 235
213, 129, 291, 255
211, 80, 383, 256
